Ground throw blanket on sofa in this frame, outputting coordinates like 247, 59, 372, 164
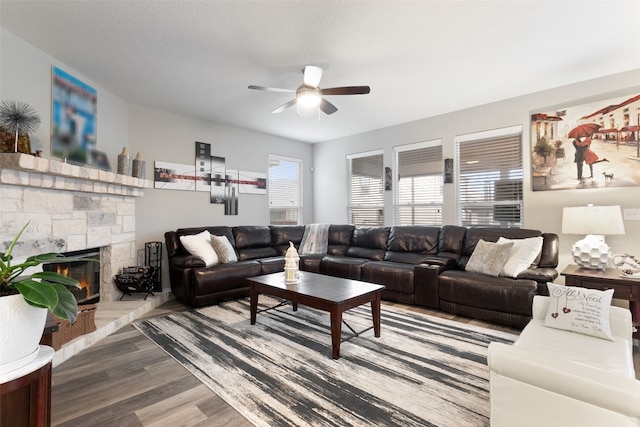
299, 223, 330, 255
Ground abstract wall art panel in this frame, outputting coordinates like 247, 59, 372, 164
154, 161, 197, 190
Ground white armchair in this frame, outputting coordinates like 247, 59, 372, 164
488, 295, 640, 427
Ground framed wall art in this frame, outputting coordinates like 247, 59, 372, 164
531, 92, 640, 191
51, 66, 98, 166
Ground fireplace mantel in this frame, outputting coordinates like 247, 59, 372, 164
0, 153, 151, 195
0, 153, 152, 303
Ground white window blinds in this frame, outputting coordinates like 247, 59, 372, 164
348, 151, 384, 226
268, 155, 302, 225
456, 128, 523, 227
394, 141, 443, 225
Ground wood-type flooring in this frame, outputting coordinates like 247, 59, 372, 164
50, 299, 640, 426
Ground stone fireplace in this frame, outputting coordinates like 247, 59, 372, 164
0, 153, 150, 302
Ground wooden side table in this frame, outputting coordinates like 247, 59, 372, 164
561, 265, 640, 339
0, 346, 54, 427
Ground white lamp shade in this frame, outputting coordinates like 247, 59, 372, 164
561, 205, 625, 235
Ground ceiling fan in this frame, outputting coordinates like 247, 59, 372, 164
248, 65, 370, 115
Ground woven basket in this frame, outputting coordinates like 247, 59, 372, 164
51, 304, 97, 350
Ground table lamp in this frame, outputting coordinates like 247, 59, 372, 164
561, 204, 625, 269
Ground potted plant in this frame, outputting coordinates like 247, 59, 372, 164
0, 222, 85, 372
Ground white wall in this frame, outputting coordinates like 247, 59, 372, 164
313, 69, 640, 277
0, 28, 128, 165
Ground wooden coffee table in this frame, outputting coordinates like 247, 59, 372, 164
247, 271, 385, 359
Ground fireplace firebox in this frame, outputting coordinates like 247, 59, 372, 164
43, 248, 101, 305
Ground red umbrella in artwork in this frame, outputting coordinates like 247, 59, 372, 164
568, 123, 601, 139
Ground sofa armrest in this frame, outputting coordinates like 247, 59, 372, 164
488, 342, 640, 426
420, 255, 458, 269
516, 267, 558, 283
170, 254, 206, 268
414, 264, 440, 308
532, 295, 633, 340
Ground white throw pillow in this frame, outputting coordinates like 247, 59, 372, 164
211, 234, 238, 264
544, 282, 614, 341
465, 239, 514, 277
179, 231, 219, 267
497, 236, 544, 278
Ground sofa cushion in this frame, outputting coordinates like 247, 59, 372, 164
344, 227, 390, 261
258, 257, 285, 275
237, 246, 279, 261
361, 261, 414, 294
351, 226, 390, 249
211, 235, 238, 263
515, 318, 633, 377
270, 225, 305, 246
438, 270, 537, 316
179, 230, 218, 267
544, 282, 615, 341
384, 226, 439, 264
465, 239, 514, 277
498, 236, 544, 278
320, 255, 366, 280
387, 226, 440, 253
233, 226, 272, 249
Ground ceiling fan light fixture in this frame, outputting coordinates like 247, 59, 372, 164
296, 86, 321, 108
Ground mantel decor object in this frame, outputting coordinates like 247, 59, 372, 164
284, 242, 300, 284
0, 100, 40, 153
561, 204, 626, 269
117, 147, 131, 175
132, 152, 146, 178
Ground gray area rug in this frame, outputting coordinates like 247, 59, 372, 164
133, 297, 516, 427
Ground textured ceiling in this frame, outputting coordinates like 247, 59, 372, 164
1, 1, 639, 143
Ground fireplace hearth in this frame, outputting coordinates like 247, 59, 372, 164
44, 248, 101, 304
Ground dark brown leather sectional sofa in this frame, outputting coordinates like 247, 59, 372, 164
165, 224, 559, 328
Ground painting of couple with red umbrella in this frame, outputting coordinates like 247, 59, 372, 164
531, 91, 640, 191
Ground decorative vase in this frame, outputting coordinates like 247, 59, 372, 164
132, 152, 146, 178
0, 293, 48, 374
117, 147, 131, 175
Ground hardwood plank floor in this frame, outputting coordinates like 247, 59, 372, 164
51, 299, 640, 426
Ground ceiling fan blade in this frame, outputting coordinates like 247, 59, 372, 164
321, 86, 370, 96
319, 98, 338, 115
248, 85, 295, 93
271, 99, 297, 114
303, 65, 323, 88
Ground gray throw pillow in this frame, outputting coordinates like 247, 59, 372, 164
210, 235, 238, 264
465, 239, 514, 277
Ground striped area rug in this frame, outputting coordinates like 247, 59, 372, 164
133, 297, 516, 427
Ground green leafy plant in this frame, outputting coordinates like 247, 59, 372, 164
0, 222, 87, 323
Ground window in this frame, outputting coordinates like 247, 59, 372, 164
455, 126, 523, 227
394, 140, 443, 225
268, 155, 302, 225
347, 151, 384, 226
